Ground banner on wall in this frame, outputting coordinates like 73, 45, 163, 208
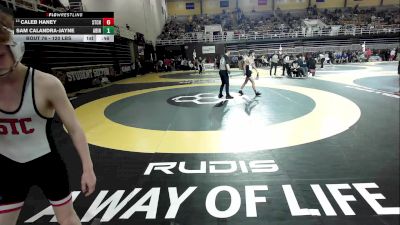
53, 66, 113, 84
186, 2, 195, 9
65, 67, 112, 82
258, 0, 267, 5
220, 0, 229, 7
120, 63, 135, 76
280, 0, 305, 2
202, 46, 216, 54
203, 63, 215, 71
52, 65, 114, 92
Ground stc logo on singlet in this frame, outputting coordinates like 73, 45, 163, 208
0, 118, 35, 135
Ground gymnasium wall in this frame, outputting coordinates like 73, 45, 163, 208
382, 0, 400, 5
310, 0, 399, 8
167, 0, 201, 16
203, 0, 237, 14
347, 0, 381, 7
238, 0, 273, 13
166, 0, 398, 16
275, 0, 309, 10
82, 0, 167, 44
311, 0, 345, 9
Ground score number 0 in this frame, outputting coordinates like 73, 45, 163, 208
103, 18, 114, 26
102, 18, 115, 35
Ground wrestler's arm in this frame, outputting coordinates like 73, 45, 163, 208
44, 74, 96, 197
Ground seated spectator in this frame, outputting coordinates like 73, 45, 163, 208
91, 77, 101, 87
290, 57, 301, 78
164, 58, 172, 71
390, 48, 396, 61
299, 56, 308, 76
342, 52, 348, 63
157, 59, 164, 72
100, 76, 111, 86
188, 61, 195, 70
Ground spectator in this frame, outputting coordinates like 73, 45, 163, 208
325, 52, 331, 64
290, 57, 301, 78
319, 52, 325, 68
390, 48, 396, 61
299, 55, 308, 76
282, 54, 291, 76
198, 57, 205, 74
270, 52, 279, 76
157, 59, 164, 72
101, 75, 111, 86
307, 57, 317, 76
164, 58, 172, 71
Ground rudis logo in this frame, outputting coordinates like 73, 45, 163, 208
144, 160, 279, 175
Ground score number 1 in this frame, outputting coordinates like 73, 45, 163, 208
102, 18, 115, 35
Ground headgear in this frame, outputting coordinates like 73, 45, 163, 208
1, 25, 25, 76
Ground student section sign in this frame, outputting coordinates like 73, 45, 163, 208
52, 65, 114, 92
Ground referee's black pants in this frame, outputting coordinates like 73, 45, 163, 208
219, 70, 230, 95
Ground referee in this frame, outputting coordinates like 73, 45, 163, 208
218, 49, 233, 99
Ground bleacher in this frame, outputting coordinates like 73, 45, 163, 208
227, 37, 400, 56
156, 5, 400, 46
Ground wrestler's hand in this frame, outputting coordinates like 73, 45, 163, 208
81, 169, 97, 197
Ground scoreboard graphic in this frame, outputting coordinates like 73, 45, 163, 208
14, 12, 115, 42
